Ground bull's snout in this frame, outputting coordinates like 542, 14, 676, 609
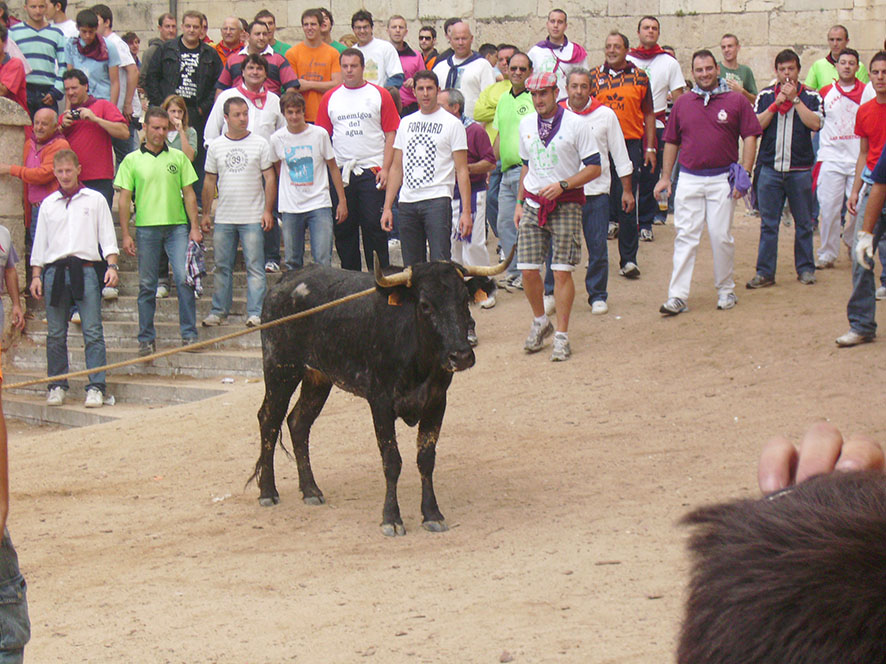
447, 349, 475, 372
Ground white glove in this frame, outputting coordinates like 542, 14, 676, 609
855, 231, 874, 270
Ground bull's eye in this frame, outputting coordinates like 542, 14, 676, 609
419, 299, 433, 314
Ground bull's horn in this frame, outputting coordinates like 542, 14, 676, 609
373, 252, 413, 287
462, 245, 515, 277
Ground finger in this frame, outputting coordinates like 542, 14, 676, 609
795, 420, 844, 484
759, 436, 799, 494
835, 434, 885, 473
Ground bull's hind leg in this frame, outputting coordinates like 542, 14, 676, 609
417, 396, 447, 532
286, 369, 333, 505
255, 371, 302, 506
369, 399, 405, 536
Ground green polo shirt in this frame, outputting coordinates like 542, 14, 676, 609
805, 57, 869, 90
114, 144, 198, 227
493, 87, 534, 172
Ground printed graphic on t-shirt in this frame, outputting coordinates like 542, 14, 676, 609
364, 59, 379, 85
285, 145, 314, 186
404, 133, 438, 188
527, 136, 560, 172
177, 51, 200, 99
224, 147, 249, 173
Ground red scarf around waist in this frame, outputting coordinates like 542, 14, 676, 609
524, 188, 585, 227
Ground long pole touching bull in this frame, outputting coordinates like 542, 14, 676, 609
250, 249, 513, 536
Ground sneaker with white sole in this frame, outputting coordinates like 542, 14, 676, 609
607, 222, 618, 239
84, 388, 103, 408
202, 313, 224, 327
543, 294, 556, 316
591, 300, 608, 315
246, 315, 262, 327
659, 297, 688, 315
523, 318, 554, 353
479, 294, 496, 309
877, 286, 886, 300
46, 386, 66, 406
156, 284, 170, 298
264, 261, 280, 273
835, 330, 875, 347
619, 262, 640, 278
69, 311, 81, 324
717, 293, 737, 310
102, 286, 118, 300
815, 258, 835, 269
639, 228, 654, 242
550, 335, 571, 361
504, 274, 523, 292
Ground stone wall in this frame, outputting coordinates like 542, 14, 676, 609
56, 0, 882, 86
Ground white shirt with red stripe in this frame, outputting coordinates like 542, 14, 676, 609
316, 82, 400, 174
818, 80, 863, 166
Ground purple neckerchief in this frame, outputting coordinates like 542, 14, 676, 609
536, 35, 568, 50
537, 105, 565, 147
453, 188, 479, 243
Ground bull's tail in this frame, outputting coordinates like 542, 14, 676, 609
244, 429, 292, 489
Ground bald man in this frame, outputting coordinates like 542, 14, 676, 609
215, 16, 245, 65
431, 22, 496, 119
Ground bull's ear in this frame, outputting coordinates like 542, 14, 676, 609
464, 276, 497, 301
375, 283, 414, 306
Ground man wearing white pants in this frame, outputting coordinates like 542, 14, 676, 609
655, 50, 761, 315
439, 88, 496, 269
814, 48, 864, 268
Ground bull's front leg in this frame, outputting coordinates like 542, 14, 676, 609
417, 395, 447, 532
369, 399, 405, 536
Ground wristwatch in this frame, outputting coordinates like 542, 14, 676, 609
107, 264, 119, 270
792, 96, 801, 104
559, 180, 569, 191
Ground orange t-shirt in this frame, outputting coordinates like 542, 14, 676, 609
285, 42, 341, 122
588, 64, 651, 141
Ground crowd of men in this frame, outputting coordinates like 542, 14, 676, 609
0, 3, 884, 409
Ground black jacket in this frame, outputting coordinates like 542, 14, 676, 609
144, 36, 222, 124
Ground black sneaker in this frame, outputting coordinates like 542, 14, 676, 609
746, 274, 775, 289
182, 338, 204, 353
138, 340, 156, 357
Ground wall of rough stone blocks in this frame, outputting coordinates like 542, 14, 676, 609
69, 0, 883, 89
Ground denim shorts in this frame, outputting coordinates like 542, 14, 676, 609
0, 529, 29, 660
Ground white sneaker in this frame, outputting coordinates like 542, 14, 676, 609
46, 386, 66, 406
102, 286, 118, 300
619, 262, 640, 278
523, 318, 553, 353
659, 297, 688, 316
591, 300, 608, 315
717, 293, 737, 310
835, 330, 875, 347
246, 315, 262, 327
70, 311, 81, 324
479, 294, 496, 309
84, 388, 103, 408
202, 313, 223, 327
156, 284, 170, 298
543, 294, 556, 316
264, 261, 280, 273
550, 334, 571, 361
877, 286, 886, 301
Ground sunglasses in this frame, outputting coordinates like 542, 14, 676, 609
418, 35, 433, 40
509, 66, 529, 72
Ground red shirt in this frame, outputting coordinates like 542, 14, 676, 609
61, 98, 125, 181
0, 55, 26, 112
855, 98, 886, 171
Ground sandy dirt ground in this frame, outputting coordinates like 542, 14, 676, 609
7, 209, 885, 663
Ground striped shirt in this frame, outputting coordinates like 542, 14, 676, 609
9, 22, 66, 94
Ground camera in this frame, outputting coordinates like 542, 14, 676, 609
69, 109, 81, 120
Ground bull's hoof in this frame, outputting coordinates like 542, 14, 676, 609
381, 522, 406, 537
258, 495, 280, 507
303, 495, 325, 506
422, 520, 449, 533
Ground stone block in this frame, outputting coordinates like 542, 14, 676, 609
476, 0, 536, 19
475, 17, 549, 46
768, 10, 838, 48
660, 0, 723, 14
536, 0, 609, 19
744, 0, 783, 10
783, 0, 851, 9
418, 0, 475, 20
113, 2, 154, 34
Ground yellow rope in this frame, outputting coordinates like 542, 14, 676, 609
3, 287, 377, 390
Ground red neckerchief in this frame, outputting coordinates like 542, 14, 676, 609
774, 83, 807, 114
58, 181, 84, 208
627, 44, 675, 60
236, 83, 267, 109
71, 95, 97, 110
76, 34, 109, 61
559, 96, 603, 116
832, 78, 866, 104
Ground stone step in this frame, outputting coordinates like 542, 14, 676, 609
10, 343, 263, 379
2, 392, 122, 428
23, 318, 262, 349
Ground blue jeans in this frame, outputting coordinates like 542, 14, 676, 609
211, 223, 266, 319
281, 208, 334, 269
43, 264, 107, 392
543, 194, 610, 303
486, 161, 502, 238
0, 529, 29, 663
637, 126, 665, 230
496, 165, 521, 278
610, 139, 641, 267
846, 185, 886, 336
136, 224, 197, 343
755, 165, 815, 278
398, 196, 452, 265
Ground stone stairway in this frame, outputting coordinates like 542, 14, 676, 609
3, 230, 267, 427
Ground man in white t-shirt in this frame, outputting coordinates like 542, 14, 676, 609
527, 9, 588, 102
351, 9, 403, 89
270, 91, 348, 268
316, 48, 400, 271
627, 15, 685, 240
431, 22, 496, 120
204, 55, 284, 144
815, 49, 864, 268
514, 72, 601, 362
47, 0, 77, 39
200, 96, 275, 328
381, 70, 471, 265
93, 4, 140, 162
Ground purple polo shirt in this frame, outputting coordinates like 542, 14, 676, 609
663, 90, 762, 173
465, 121, 495, 190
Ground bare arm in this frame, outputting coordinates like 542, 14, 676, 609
641, 88, 657, 169
122, 63, 138, 120
118, 188, 136, 256
81, 107, 130, 139
327, 158, 348, 224
299, 71, 342, 93
380, 149, 403, 231
109, 65, 120, 108
200, 173, 217, 232
3, 266, 23, 331
379, 130, 396, 188
182, 185, 202, 243
467, 158, 495, 176
847, 138, 868, 216
794, 97, 822, 132
741, 135, 758, 174
261, 167, 276, 230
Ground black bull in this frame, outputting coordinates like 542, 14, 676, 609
250, 254, 510, 536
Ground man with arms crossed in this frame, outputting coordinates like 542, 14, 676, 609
655, 50, 761, 316
514, 72, 601, 362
